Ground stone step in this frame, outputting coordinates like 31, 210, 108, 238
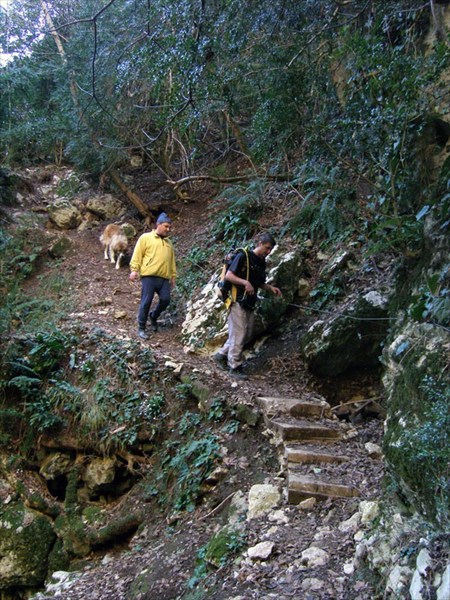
270, 419, 341, 443
285, 446, 349, 465
287, 473, 360, 504
256, 395, 331, 419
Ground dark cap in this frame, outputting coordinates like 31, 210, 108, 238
156, 212, 172, 224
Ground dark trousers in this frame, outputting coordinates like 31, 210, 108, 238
138, 276, 171, 329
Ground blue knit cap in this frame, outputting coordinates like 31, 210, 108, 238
156, 212, 172, 224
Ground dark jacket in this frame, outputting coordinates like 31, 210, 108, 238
229, 249, 267, 310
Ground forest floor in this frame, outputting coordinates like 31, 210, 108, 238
18, 170, 386, 600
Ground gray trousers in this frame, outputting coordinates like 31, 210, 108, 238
219, 302, 255, 369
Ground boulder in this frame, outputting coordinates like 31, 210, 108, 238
247, 484, 281, 520
247, 541, 274, 560
181, 280, 230, 354
300, 546, 330, 568
181, 245, 303, 354
47, 201, 82, 230
47, 235, 73, 259
0, 501, 56, 588
301, 291, 389, 376
39, 452, 73, 480
86, 194, 127, 219
83, 457, 117, 495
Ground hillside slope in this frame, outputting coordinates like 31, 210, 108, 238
4, 169, 387, 600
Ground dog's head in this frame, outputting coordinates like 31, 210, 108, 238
115, 240, 128, 253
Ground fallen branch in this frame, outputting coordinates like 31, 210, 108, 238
166, 172, 292, 193
110, 170, 153, 223
199, 491, 236, 521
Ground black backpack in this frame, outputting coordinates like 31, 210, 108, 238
216, 247, 249, 308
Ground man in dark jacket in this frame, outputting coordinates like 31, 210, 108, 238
214, 232, 282, 379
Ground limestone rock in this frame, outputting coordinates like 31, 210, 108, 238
300, 546, 330, 568
410, 568, 425, 600
268, 509, 289, 525
247, 484, 281, 520
386, 565, 413, 596
297, 497, 316, 510
47, 201, 82, 229
47, 234, 73, 258
365, 442, 382, 459
437, 564, 450, 600
39, 452, 73, 480
86, 194, 127, 219
297, 278, 310, 297
359, 500, 379, 524
320, 249, 354, 277
228, 491, 248, 525
416, 548, 432, 576
34, 570, 80, 597
247, 541, 274, 560
339, 512, 361, 533
83, 457, 116, 494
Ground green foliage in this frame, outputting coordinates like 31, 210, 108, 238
309, 278, 345, 309
55, 173, 84, 198
207, 397, 226, 422
26, 329, 75, 375
0, 215, 44, 279
0, 216, 71, 337
0, 325, 163, 451
176, 245, 212, 298
287, 162, 356, 241
367, 214, 425, 256
409, 271, 450, 327
155, 416, 220, 513
27, 396, 66, 432
213, 181, 265, 243
388, 376, 449, 525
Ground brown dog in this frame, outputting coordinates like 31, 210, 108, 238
100, 224, 128, 269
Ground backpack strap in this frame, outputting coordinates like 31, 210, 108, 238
230, 247, 249, 304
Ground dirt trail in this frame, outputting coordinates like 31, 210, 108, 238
54, 194, 317, 400
25, 185, 384, 599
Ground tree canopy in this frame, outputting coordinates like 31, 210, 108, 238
1, 1, 449, 247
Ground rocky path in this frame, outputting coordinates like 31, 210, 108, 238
23, 178, 386, 599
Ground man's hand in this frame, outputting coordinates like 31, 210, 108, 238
129, 271, 140, 282
244, 280, 255, 295
265, 284, 282, 297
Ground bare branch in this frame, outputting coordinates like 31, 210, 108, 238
166, 172, 292, 193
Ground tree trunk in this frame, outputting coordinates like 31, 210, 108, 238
110, 170, 152, 223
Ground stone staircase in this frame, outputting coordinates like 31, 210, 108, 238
255, 395, 361, 504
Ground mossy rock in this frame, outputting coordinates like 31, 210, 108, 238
301, 291, 389, 376
48, 235, 73, 259
47, 538, 71, 574
54, 513, 90, 558
204, 526, 243, 568
382, 323, 450, 525
0, 501, 56, 588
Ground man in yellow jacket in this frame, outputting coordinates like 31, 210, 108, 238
129, 213, 177, 339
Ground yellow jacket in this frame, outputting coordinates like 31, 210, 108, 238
130, 231, 177, 279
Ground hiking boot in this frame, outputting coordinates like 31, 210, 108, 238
138, 329, 149, 340
229, 366, 248, 380
213, 353, 228, 369
149, 314, 158, 332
